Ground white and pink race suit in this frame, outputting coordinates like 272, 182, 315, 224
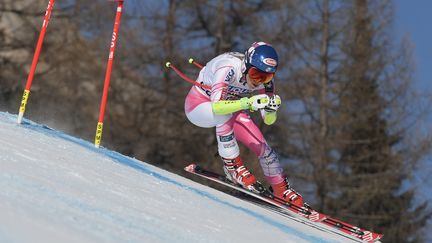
184, 52, 285, 185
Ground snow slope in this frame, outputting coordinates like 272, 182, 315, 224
0, 111, 352, 243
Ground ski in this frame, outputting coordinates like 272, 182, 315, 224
185, 163, 383, 243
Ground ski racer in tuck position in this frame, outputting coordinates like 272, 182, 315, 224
184, 42, 304, 207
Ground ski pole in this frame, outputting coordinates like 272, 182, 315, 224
17, 0, 55, 124
166, 61, 242, 98
165, 62, 211, 89
188, 58, 204, 69
94, 0, 124, 148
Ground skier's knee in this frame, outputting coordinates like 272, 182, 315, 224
217, 133, 240, 159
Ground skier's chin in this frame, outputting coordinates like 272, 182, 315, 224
247, 81, 259, 89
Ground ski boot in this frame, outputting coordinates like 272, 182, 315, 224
271, 177, 304, 208
222, 156, 258, 192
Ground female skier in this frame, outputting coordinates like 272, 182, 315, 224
184, 42, 304, 207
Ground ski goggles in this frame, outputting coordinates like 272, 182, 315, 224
248, 67, 274, 84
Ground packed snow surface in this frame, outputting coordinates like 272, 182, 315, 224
0, 112, 351, 243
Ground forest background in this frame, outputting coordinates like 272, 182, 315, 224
1, 1, 432, 242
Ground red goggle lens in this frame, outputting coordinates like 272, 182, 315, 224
248, 67, 274, 84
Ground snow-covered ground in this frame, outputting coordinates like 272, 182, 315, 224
0, 111, 361, 243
